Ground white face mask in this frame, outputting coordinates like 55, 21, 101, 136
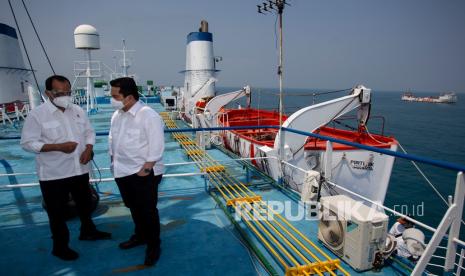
111, 97, 125, 110
53, 96, 72, 108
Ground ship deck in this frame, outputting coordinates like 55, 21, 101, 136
0, 103, 412, 275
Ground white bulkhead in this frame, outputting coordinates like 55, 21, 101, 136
0, 23, 30, 104
182, 20, 217, 121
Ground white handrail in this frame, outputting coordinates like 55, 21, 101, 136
0, 172, 206, 189
427, 263, 445, 269
454, 238, 465, 249
456, 248, 465, 276
0, 156, 275, 177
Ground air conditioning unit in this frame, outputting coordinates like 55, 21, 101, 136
318, 195, 388, 271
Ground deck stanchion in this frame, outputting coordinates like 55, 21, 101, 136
445, 172, 465, 271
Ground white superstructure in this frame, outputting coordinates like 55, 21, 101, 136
0, 23, 32, 104
402, 92, 458, 103
181, 20, 219, 122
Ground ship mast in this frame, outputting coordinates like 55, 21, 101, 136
257, 0, 289, 174
277, 1, 285, 129
114, 40, 134, 77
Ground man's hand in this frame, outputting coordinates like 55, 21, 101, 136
137, 162, 155, 177
59, 142, 78, 153
80, 145, 93, 164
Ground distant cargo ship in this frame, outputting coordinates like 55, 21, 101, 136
401, 92, 458, 103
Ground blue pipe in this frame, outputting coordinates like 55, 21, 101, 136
2, 125, 465, 172
0, 125, 279, 139
282, 127, 465, 173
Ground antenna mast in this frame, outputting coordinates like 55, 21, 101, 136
114, 39, 135, 77
258, 0, 289, 173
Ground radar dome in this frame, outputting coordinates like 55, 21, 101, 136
74, 24, 100, 49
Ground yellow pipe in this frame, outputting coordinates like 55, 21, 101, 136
176, 142, 330, 272
215, 174, 327, 264
231, 177, 338, 263
240, 207, 290, 269
248, 203, 312, 264
239, 204, 300, 266
217, 174, 317, 264
163, 116, 344, 276
189, 155, 303, 268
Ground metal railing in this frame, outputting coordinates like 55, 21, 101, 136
276, 125, 464, 275
166, 125, 465, 275
73, 60, 102, 78
2, 124, 465, 172
0, 156, 272, 189
0, 124, 464, 274
0, 101, 30, 125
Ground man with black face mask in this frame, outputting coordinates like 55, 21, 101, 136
109, 77, 164, 266
20, 75, 111, 261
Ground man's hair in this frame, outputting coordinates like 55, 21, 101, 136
110, 77, 139, 100
400, 214, 415, 227
45, 75, 70, 91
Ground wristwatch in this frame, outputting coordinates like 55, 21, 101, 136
143, 168, 152, 173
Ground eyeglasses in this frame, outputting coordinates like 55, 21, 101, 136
50, 90, 72, 97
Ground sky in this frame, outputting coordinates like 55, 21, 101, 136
1, 0, 464, 92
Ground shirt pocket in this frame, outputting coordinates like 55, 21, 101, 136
42, 121, 63, 141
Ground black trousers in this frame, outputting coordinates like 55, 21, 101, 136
115, 172, 162, 247
39, 173, 96, 249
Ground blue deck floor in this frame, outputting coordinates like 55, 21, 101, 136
0, 103, 410, 275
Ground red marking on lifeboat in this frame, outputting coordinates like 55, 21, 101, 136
1, 101, 24, 113
304, 127, 396, 150
250, 143, 257, 166
195, 101, 206, 109
219, 108, 397, 150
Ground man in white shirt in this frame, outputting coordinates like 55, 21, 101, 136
108, 77, 164, 266
389, 215, 415, 259
20, 75, 111, 261
389, 215, 414, 237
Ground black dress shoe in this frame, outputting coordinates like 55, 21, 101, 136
52, 247, 79, 261
79, 229, 112, 241
144, 246, 161, 266
119, 235, 146, 250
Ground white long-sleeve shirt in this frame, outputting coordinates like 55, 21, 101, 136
389, 222, 412, 258
109, 101, 164, 177
20, 101, 95, 181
